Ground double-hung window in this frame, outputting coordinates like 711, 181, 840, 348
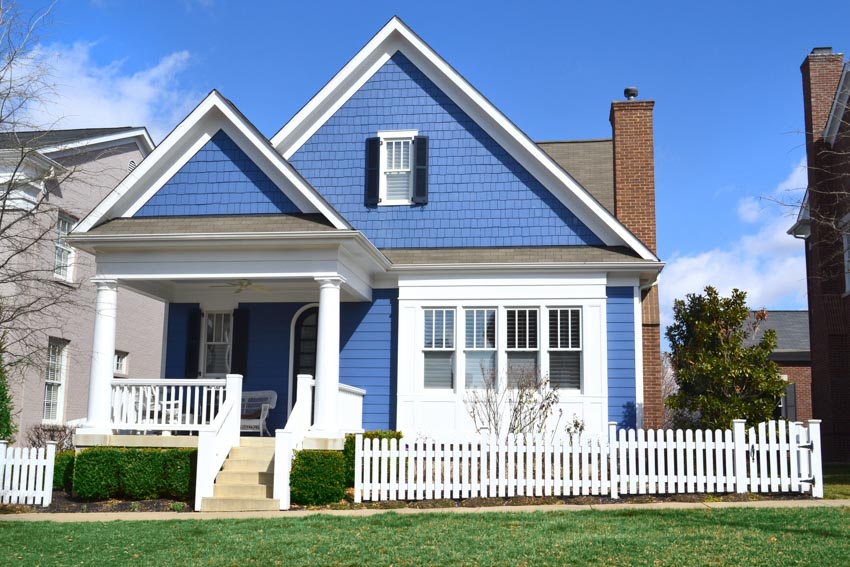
54, 215, 74, 281
380, 131, 416, 204
114, 351, 129, 376
465, 308, 496, 388
204, 312, 232, 377
43, 338, 68, 422
548, 308, 582, 389
506, 308, 539, 387
423, 308, 455, 388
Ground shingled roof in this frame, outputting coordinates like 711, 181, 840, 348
537, 139, 615, 214
86, 214, 338, 235
746, 310, 810, 362
0, 127, 141, 150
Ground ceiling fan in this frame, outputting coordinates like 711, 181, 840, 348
209, 279, 272, 294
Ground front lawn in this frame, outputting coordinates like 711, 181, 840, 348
2, 507, 849, 565
824, 464, 850, 499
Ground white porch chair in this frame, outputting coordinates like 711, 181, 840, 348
240, 391, 277, 436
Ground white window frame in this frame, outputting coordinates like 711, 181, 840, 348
43, 338, 68, 423
547, 307, 583, 391
377, 129, 417, 206
506, 307, 540, 387
423, 307, 456, 389
114, 351, 129, 376
201, 311, 233, 378
54, 214, 75, 282
464, 307, 497, 388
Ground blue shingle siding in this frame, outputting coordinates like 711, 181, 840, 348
339, 289, 397, 430
289, 52, 602, 248
606, 287, 636, 429
164, 303, 199, 378
135, 130, 302, 217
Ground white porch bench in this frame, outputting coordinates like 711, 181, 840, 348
240, 390, 277, 437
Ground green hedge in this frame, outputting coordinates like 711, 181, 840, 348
290, 450, 346, 505
53, 450, 75, 492
73, 448, 196, 501
343, 430, 403, 487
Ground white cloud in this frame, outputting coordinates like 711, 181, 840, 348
24, 41, 199, 141
659, 160, 809, 330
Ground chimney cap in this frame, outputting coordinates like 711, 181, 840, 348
811, 47, 833, 55
624, 86, 639, 100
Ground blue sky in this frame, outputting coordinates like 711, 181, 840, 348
22, 0, 850, 323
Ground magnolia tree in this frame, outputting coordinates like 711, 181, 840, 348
665, 286, 786, 430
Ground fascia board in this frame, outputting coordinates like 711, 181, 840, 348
271, 17, 657, 261
40, 128, 155, 157
388, 261, 664, 273
824, 63, 850, 146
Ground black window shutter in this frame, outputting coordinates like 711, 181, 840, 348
365, 137, 380, 206
231, 308, 250, 376
783, 383, 797, 421
185, 307, 202, 378
412, 136, 429, 204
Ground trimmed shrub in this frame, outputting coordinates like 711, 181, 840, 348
290, 450, 346, 505
53, 450, 75, 491
343, 430, 403, 487
72, 447, 196, 501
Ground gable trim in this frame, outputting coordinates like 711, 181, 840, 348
825, 62, 850, 146
271, 17, 657, 261
39, 128, 155, 158
76, 91, 350, 233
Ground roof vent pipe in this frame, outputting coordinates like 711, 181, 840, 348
624, 86, 639, 100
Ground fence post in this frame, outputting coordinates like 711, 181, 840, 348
608, 422, 618, 499
807, 420, 824, 498
732, 419, 747, 494
354, 433, 364, 504
274, 430, 293, 510
43, 441, 57, 507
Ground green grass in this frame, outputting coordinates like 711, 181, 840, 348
2, 507, 849, 566
824, 464, 850, 499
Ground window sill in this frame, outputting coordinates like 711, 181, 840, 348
378, 200, 414, 207
53, 275, 77, 288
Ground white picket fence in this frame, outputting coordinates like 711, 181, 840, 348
353, 420, 823, 503
0, 441, 57, 507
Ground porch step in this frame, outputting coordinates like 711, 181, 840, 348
239, 437, 276, 448
229, 446, 275, 462
215, 471, 274, 485
213, 482, 274, 499
201, 497, 280, 512
222, 458, 274, 473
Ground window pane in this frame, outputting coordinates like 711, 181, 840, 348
570, 310, 580, 349
507, 352, 537, 388
424, 351, 454, 389
444, 310, 454, 349
507, 309, 516, 349
43, 383, 59, 421
385, 172, 410, 200
465, 351, 495, 388
424, 310, 434, 348
206, 344, 229, 374
528, 310, 538, 348
550, 351, 581, 389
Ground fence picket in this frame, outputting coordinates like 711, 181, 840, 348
778, 421, 789, 492
507, 434, 516, 498
704, 430, 714, 493
685, 429, 695, 493
789, 422, 800, 493
768, 421, 779, 492
695, 430, 705, 493
647, 429, 656, 494
389, 438, 398, 500
758, 422, 769, 492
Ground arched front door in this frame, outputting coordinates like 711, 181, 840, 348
291, 306, 318, 409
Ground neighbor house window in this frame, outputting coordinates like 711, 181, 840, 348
204, 312, 232, 376
43, 339, 68, 422
379, 130, 417, 205
423, 308, 455, 388
507, 308, 539, 387
548, 308, 582, 389
54, 215, 74, 281
114, 351, 128, 376
465, 308, 496, 388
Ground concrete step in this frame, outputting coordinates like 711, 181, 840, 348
215, 471, 274, 486
222, 458, 274, 473
229, 446, 275, 461
201, 497, 279, 512
213, 482, 273, 499
239, 437, 276, 448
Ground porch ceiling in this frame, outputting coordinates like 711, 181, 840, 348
123, 277, 366, 304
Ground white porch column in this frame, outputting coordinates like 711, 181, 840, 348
83, 279, 119, 432
311, 275, 344, 436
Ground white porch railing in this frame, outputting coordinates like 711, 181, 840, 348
353, 419, 824, 503
281, 374, 315, 449
110, 378, 229, 432
339, 383, 366, 433
194, 374, 243, 511
0, 441, 56, 507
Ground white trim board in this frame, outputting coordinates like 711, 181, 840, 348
271, 16, 658, 262
824, 62, 850, 147
74, 91, 351, 234
40, 128, 155, 158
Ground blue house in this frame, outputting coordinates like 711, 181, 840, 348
70, 17, 663, 448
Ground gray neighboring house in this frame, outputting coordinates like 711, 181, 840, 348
746, 310, 812, 422
0, 128, 166, 442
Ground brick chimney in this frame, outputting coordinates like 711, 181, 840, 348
801, 47, 843, 160
609, 88, 662, 429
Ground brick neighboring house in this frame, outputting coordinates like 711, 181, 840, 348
790, 47, 850, 462
0, 128, 166, 443
746, 311, 812, 422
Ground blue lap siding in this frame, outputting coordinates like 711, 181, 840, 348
606, 287, 637, 428
289, 52, 602, 249
136, 130, 301, 217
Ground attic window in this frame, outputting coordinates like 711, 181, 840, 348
128, 160, 137, 173
365, 131, 429, 206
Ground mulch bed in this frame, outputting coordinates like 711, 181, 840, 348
0, 490, 193, 514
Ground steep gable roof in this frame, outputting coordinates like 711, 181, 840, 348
538, 139, 614, 214
75, 91, 350, 233
271, 16, 657, 261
